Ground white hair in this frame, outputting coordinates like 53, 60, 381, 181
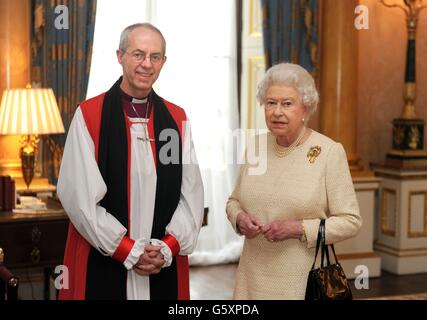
119, 23, 166, 54
256, 63, 319, 121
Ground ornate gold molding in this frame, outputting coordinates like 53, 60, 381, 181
375, 242, 427, 257
353, 188, 379, 192
249, 0, 262, 37
407, 191, 427, 238
336, 252, 379, 260
247, 56, 265, 129
381, 188, 397, 236
375, 241, 427, 252
375, 172, 427, 180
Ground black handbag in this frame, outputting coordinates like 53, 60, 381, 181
305, 219, 353, 300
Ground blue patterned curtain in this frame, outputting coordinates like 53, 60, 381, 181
31, 0, 96, 182
261, 0, 319, 76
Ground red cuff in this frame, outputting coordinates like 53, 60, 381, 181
112, 236, 135, 263
162, 234, 180, 256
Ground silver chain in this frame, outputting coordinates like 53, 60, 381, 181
130, 101, 149, 119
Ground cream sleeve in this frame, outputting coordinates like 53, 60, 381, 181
226, 163, 247, 233
303, 142, 362, 249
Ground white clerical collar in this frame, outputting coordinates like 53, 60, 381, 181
132, 97, 147, 104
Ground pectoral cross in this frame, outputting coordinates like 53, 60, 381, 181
137, 119, 154, 152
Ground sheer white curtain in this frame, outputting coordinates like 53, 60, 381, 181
87, 0, 243, 266
87, 0, 151, 98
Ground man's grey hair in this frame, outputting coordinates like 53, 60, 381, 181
119, 23, 166, 54
256, 63, 319, 121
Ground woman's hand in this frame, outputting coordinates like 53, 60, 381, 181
236, 211, 263, 239
262, 219, 303, 242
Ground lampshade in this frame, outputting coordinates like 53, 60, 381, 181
0, 88, 65, 135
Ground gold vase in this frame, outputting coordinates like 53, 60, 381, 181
20, 136, 36, 189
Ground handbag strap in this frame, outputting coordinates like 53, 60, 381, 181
320, 220, 328, 267
311, 219, 340, 269
330, 243, 339, 264
322, 220, 342, 268
320, 220, 332, 267
310, 219, 325, 269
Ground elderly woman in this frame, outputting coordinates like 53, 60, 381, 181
226, 63, 362, 300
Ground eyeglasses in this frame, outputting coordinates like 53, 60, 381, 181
123, 50, 164, 64
264, 100, 294, 110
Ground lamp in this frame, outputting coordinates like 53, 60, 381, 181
380, 0, 427, 166
0, 87, 65, 189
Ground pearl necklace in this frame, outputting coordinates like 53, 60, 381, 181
273, 127, 306, 158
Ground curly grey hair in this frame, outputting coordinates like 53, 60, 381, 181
119, 23, 166, 55
256, 63, 319, 121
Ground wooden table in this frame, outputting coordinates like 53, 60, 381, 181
0, 198, 69, 299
